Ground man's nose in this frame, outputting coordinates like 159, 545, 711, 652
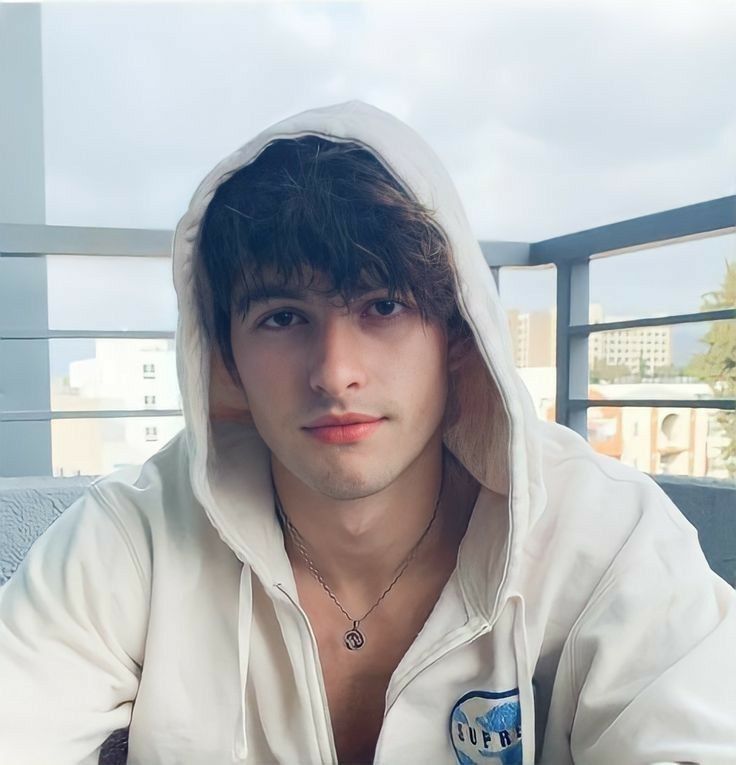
308, 316, 367, 397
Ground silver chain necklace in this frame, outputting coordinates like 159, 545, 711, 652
274, 477, 443, 651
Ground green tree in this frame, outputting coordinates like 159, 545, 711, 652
686, 259, 736, 477
638, 351, 648, 380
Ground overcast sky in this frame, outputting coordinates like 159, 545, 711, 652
41, 0, 736, 239
25, 1, 736, 371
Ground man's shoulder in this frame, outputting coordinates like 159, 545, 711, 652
528, 420, 697, 583
92, 428, 192, 506
520, 421, 713, 656
537, 419, 686, 529
88, 428, 204, 548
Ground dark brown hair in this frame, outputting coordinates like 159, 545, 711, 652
195, 136, 468, 384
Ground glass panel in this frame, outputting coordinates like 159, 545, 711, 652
47, 255, 177, 331
51, 415, 185, 477
589, 232, 735, 323
587, 406, 734, 482
49, 338, 181, 411
499, 265, 557, 419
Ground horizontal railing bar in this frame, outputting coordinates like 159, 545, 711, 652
530, 196, 736, 265
1, 330, 176, 340
0, 222, 173, 257
1, 409, 183, 422
569, 308, 735, 335
478, 241, 532, 267
568, 398, 735, 410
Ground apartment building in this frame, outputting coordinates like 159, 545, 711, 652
51, 339, 183, 476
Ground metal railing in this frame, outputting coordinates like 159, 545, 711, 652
0, 223, 177, 475
526, 195, 735, 435
1, 197, 735, 476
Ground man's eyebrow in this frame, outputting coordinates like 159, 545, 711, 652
232, 285, 312, 314
244, 285, 310, 305
236, 284, 392, 312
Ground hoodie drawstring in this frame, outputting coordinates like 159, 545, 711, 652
513, 594, 536, 764
233, 565, 253, 761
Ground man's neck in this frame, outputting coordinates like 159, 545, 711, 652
271, 437, 477, 612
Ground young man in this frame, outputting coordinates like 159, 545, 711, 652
0, 101, 734, 764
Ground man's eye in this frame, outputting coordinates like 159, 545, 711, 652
261, 311, 304, 328
368, 300, 405, 317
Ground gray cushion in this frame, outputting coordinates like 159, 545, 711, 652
0, 476, 94, 585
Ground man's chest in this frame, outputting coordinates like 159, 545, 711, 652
321, 660, 391, 764
302, 582, 445, 763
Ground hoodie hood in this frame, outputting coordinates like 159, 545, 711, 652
171, 100, 546, 615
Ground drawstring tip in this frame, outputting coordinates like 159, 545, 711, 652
232, 711, 249, 761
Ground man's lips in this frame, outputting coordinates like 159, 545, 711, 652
305, 413, 382, 427
302, 414, 386, 444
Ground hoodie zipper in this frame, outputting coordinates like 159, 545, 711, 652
275, 583, 339, 764
373, 618, 491, 762
384, 617, 491, 715
274, 583, 491, 765
273, 578, 534, 765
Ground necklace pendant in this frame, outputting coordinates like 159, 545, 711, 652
344, 622, 365, 651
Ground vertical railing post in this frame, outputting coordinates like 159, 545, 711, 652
555, 258, 589, 437
0, 4, 46, 224
0, 4, 51, 476
0, 257, 52, 477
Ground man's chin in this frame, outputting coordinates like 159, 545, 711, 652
292, 458, 398, 502
308, 474, 389, 502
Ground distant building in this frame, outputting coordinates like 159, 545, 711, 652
50, 339, 183, 476
506, 308, 556, 368
586, 382, 716, 477
588, 303, 672, 375
516, 365, 728, 480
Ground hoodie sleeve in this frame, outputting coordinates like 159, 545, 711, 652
562, 482, 736, 765
0, 483, 149, 764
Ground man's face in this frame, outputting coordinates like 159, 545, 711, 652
230, 273, 450, 500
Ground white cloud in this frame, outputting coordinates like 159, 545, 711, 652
38, 0, 736, 241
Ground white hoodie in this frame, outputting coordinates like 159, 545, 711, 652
1, 101, 734, 765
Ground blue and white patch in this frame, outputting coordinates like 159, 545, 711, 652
449, 689, 522, 765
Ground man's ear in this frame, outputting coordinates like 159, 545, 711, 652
209, 344, 253, 425
447, 330, 474, 374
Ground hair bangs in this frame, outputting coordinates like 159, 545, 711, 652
196, 135, 467, 385
227, 206, 425, 319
